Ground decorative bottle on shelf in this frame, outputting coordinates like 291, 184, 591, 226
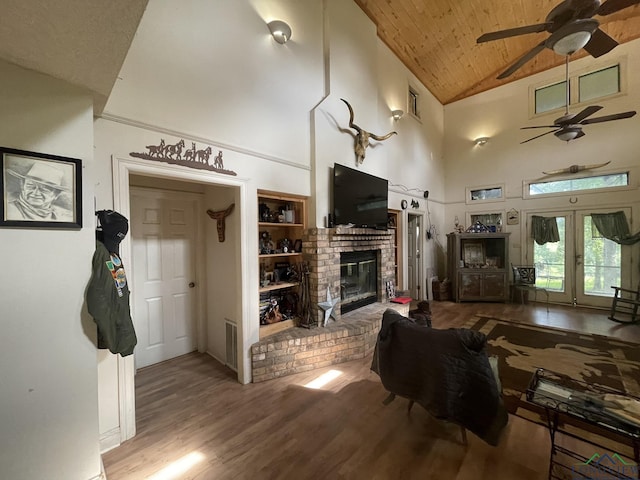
284, 204, 294, 223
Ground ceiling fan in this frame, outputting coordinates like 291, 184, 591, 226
520, 57, 636, 143
477, 0, 640, 79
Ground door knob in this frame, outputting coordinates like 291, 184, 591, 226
189, 282, 196, 288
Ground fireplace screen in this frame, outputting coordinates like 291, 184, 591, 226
340, 250, 377, 314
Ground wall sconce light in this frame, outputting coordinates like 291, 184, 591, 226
268, 20, 292, 44
391, 109, 404, 121
474, 136, 489, 146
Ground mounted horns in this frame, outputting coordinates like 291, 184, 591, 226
341, 98, 397, 164
206, 203, 235, 242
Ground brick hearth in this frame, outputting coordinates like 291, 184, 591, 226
251, 302, 409, 383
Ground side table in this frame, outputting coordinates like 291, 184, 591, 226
526, 368, 640, 480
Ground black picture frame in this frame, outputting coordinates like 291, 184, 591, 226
0, 147, 82, 229
293, 239, 302, 253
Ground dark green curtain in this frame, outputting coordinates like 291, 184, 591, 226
531, 215, 560, 245
591, 211, 640, 245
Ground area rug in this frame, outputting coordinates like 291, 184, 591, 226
465, 316, 640, 451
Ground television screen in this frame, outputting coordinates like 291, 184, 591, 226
333, 163, 388, 229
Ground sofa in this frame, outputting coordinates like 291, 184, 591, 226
370, 308, 508, 446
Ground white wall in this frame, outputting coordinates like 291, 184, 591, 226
0, 61, 100, 479
204, 185, 240, 363
443, 39, 640, 279
104, 0, 324, 167
311, 0, 446, 284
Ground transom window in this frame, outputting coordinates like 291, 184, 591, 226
533, 63, 621, 115
535, 81, 566, 114
408, 86, 420, 119
466, 185, 504, 204
579, 65, 620, 102
528, 172, 628, 196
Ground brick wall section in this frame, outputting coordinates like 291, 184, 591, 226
301, 227, 396, 326
251, 302, 409, 383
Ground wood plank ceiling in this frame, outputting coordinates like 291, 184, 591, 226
354, 0, 640, 105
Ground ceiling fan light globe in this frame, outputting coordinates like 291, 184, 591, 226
555, 127, 581, 141
552, 31, 593, 55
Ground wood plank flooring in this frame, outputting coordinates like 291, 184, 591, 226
102, 301, 640, 480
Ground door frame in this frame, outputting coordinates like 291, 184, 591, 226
522, 207, 633, 307
129, 186, 205, 368
523, 209, 575, 305
407, 212, 425, 301
113, 155, 250, 442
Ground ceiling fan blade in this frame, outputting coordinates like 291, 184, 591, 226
497, 42, 546, 79
569, 105, 604, 123
581, 110, 637, 124
477, 23, 552, 43
521, 125, 558, 129
597, 0, 640, 16
521, 129, 558, 144
584, 28, 619, 57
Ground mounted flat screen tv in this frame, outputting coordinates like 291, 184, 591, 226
333, 163, 388, 229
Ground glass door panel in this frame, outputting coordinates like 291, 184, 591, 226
576, 211, 627, 307
529, 213, 572, 304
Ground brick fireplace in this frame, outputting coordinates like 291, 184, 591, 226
250, 227, 398, 383
302, 227, 396, 325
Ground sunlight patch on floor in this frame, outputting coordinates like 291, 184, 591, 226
147, 451, 205, 480
303, 369, 343, 389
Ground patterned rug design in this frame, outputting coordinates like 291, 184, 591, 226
464, 316, 640, 415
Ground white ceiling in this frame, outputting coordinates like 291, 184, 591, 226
0, 0, 148, 113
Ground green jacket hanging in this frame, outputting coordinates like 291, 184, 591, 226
86, 241, 137, 356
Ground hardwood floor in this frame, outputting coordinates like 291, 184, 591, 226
102, 301, 640, 480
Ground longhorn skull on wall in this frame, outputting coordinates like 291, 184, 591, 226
206, 203, 235, 242
542, 161, 611, 176
341, 98, 397, 164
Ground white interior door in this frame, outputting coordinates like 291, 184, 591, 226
407, 214, 422, 299
131, 188, 199, 368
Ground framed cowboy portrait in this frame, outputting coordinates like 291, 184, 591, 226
0, 147, 82, 229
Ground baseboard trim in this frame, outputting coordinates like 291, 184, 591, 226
100, 427, 121, 454
87, 456, 107, 480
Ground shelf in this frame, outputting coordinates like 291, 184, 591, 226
259, 281, 300, 293
259, 222, 304, 227
259, 252, 303, 259
259, 319, 296, 339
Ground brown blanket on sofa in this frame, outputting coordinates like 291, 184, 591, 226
371, 309, 508, 446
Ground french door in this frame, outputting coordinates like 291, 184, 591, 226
525, 208, 631, 308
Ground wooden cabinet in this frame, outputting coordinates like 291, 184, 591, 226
447, 232, 510, 302
258, 190, 307, 339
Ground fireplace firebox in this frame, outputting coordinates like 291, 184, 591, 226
340, 250, 378, 314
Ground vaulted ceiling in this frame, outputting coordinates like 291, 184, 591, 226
2, 1, 639, 112
354, 0, 640, 105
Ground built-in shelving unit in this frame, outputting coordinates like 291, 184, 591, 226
258, 190, 307, 339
